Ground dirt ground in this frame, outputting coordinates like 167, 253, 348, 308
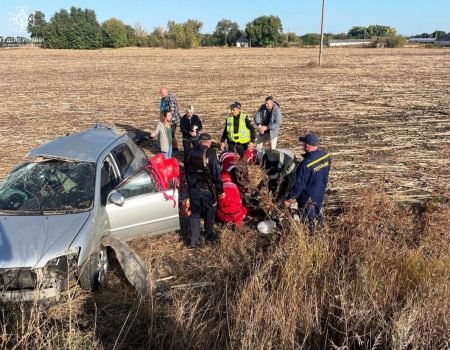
1, 47, 449, 208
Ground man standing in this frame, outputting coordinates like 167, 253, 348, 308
220, 102, 256, 157
180, 105, 202, 164
254, 96, 282, 150
186, 133, 224, 248
288, 134, 331, 233
160, 87, 180, 152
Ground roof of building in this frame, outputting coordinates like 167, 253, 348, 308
27, 124, 125, 162
236, 37, 249, 43
327, 39, 373, 44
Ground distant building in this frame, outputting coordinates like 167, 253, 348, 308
326, 39, 373, 47
435, 34, 450, 46
236, 38, 249, 48
408, 38, 436, 44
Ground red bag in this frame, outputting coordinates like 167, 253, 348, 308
145, 154, 179, 207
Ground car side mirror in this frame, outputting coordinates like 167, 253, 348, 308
109, 191, 125, 206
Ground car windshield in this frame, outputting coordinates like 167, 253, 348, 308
0, 159, 95, 214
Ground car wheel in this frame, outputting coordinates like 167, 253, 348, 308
78, 246, 109, 291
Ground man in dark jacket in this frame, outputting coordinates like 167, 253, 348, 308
254, 96, 282, 150
288, 133, 331, 233
160, 87, 180, 152
220, 102, 256, 157
186, 133, 224, 248
180, 105, 203, 164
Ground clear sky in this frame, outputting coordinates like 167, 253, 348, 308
1, 0, 449, 37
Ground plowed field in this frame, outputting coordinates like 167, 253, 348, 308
1, 47, 449, 207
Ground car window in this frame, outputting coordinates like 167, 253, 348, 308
101, 157, 120, 205
111, 144, 134, 177
116, 172, 156, 199
0, 159, 95, 214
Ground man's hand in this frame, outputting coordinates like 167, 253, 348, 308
190, 131, 196, 136
258, 125, 268, 135
220, 142, 226, 151
218, 192, 226, 199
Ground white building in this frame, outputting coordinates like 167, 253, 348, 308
326, 39, 373, 47
236, 38, 249, 48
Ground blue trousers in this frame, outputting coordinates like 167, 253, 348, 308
299, 202, 324, 233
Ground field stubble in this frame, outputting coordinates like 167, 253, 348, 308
0, 47, 449, 349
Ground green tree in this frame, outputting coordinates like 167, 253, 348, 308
27, 11, 47, 39
213, 19, 241, 46
280, 32, 303, 47
348, 26, 367, 38
101, 18, 128, 48
148, 27, 165, 47
245, 15, 283, 47
301, 33, 321, 46
165, 19, 203, 48
43, 7, 102, 49
133, 22, 149, 47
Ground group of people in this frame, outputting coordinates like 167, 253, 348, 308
152, 87, 331, 248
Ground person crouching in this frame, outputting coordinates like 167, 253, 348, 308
216, 172, 247, 228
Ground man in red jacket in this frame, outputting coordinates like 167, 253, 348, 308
216, 172, 247, 228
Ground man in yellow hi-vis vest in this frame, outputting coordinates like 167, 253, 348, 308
220, 102, 256, 157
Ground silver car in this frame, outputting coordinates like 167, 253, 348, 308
0, 124, 180, 301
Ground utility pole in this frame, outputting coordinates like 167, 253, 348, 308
319, 0, 326, 66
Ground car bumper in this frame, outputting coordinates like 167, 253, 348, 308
0, 287, 60, 302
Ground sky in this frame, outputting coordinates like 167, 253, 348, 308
1, 0, 450, 37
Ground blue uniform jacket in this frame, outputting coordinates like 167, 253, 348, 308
289, 149, 331, 208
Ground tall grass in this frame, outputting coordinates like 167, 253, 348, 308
1, 188, 449, 349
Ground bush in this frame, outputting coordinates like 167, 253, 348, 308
386, 35, 407, 48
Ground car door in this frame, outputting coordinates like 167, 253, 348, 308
105, 170, 180, 241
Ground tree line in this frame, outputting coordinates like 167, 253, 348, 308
24, 6, 447, 49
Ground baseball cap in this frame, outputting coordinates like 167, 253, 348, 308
298, 133, 319, 146
199, 133, 212, 141
230, 101, 241, 109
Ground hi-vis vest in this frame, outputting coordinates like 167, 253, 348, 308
226, 113, 251, 144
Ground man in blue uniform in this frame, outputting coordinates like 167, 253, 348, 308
288, 133, 331, 233
186, 133, 224, 248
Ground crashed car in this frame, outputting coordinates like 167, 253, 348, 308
0, 124, 180, 301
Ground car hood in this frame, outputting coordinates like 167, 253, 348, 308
0, 212, 90, 269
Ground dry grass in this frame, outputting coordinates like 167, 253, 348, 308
1, 47, 450, 349
1, 189, 449, 349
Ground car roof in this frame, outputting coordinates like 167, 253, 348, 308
27, 125, 125, 163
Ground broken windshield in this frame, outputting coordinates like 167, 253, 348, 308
0, 159, 95, 214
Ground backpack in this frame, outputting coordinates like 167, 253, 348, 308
145, 154, 179, 207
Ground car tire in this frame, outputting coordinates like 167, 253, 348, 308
78, 246, 109, 292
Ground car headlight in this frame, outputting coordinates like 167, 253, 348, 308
45, 247, 80, 273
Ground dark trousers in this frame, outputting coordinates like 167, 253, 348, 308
189, 187, 217, 245
171, 124, 179, 150
298, 202, 324, 233
182, 137, 199, 165
228, 142, 248, 157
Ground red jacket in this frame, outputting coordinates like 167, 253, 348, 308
216, 173, 247, 227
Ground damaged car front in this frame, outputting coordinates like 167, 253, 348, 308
0, 158, 95, 302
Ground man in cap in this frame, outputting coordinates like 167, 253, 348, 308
254, 96, 282, 150
287, 133, 331, 233
220, 102, 256, 157
186, 133, 224, 247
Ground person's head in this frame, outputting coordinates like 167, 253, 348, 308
161, 110, 172, 123
198, 133, 212, 147
186, 105, 194, 118
160, 87, 169, 97
299, 133, 319, 153
230, 101, 241, 116
265, 96, 274, 111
